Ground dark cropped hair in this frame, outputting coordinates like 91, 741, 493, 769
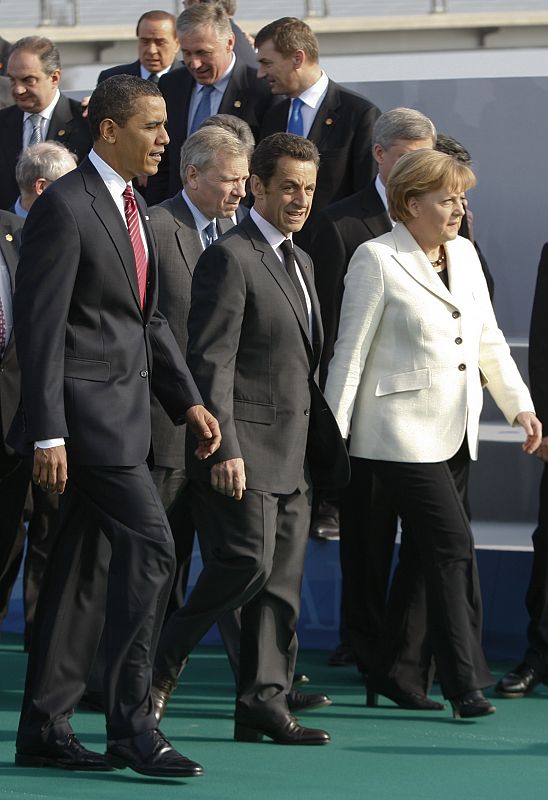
434, 133, 472, 166
9, 36, 60, 75
255, 17, 319, 62
136, 10, 177, 37
250, 132, 319, 186
88, 75, 161, 140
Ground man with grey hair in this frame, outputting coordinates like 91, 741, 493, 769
181, 0, 257, 68
0, 36, 91, 210
310, 108, 437, 680
14, 141, 77, 218
147, 2, 271, 204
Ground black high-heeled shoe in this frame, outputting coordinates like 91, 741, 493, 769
366, 679, 445, 711
449, 690, 496, 719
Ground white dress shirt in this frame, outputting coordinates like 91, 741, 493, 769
288, 71, 329, 138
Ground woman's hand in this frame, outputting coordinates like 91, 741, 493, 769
515, 411, 543, 454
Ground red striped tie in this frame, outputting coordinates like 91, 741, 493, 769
123, 185, 148, 309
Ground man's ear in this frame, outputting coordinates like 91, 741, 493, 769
249, 173, 264, 200
99, 118, 117, 144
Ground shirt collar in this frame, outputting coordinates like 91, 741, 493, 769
140, 63, 173, 80
297, 70, 328, 110
250, 206, 292, 256
182, 189, 214, 231
14, 196, 28, 218
88, 148, 128, 197
23, 88, 60, 124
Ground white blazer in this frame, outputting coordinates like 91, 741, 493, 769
324, 223, 534, 463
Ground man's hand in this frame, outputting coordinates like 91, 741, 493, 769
516, 411, 543, 455
536, 435, 548, 462
185, 404, 221, 459
33, 445, 68, 494
80, 94, 90, 118
211, 458, 246, 500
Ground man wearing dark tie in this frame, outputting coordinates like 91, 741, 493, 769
0, 36, 91, 210
151, 132, 349, 744
147, 2, 272, 204
10, 74, 220, 777
97, 10, 181, 85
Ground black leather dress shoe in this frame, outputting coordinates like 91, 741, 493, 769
366, 678, 445, 711
450, 690, 496, 719
495, 663, 544, 698
292, 673, 310, 686
309, 512, 340, 541
151, 671, 178, 722
287, 690, 333, 712
16, 733, 113, 770
328, 642, 357, 666
106, 729, 203, 777
234, 710, 330, 745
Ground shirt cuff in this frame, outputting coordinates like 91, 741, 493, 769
34, 438, 65, 449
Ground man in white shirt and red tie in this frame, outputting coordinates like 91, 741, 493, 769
9, 74, 220, 778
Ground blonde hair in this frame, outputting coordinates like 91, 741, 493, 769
387, 149, 476, 223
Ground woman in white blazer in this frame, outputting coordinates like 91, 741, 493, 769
325, 149, 541, 719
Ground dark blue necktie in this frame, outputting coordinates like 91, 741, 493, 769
203, 220, 217, 248
287, 98, 304, 136
190, 85, 215, 134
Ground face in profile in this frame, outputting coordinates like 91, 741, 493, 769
252, 155, 317, 235
408, 186, 466, 245
187, 150, 249, 219
8, 49, 60, 113
179, 24, 234, 85
256, 40, 300, 98
107, 95, 170, 182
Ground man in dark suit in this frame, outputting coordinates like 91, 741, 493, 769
97, 10, 181, 84
311, 108, 437, 670
0, 142, 77, 650
147, 2, 272, 204
151, 132, 350, 744
495, 245, 548, 698
10, 74, 221, 777
149, 124, 250, 653
0, 36, 92, 211
256, 17, 380, 252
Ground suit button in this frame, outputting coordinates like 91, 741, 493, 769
304, 408, 310, 416
458, 363, 466, 371
140, 369, 148, 378
452, 310, 460, 319
455, 337, 462, 345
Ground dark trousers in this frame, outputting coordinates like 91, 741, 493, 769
151, 466, 242, 681
339, 458, 399, 672
17, 462, 175, 747
155, 477, 311, 712
369, 442, 493, 699
523, 462, 548, 674
0, 459, 59, 647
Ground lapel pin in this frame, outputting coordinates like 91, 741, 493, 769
233, 100, 242, 108
145, 215, 150, 221
325, 118, 333, 126
5, 233, 13, 242
57, 129, 66, 137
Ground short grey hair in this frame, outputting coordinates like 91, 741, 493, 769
16, 142, 77, 194
180, 127, 250, 184
373, 107, 437, 150
200, 113, 255, 152
176, 3, 232, 40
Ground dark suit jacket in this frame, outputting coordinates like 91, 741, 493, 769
8, 158, 202, 465
0, 210, 23, 462
97, 58, 183, 84
149, 193, 233, 469
230, 21, 257, 69
0, 94, 93, 210
530, 243, 548, 428
186, 213, 349, 493
148, 59, 273, 204
259, 79, 380, 219
310, 181, 391, 386
0, 76, 12, 110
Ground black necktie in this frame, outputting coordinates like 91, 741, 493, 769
279, 239, 307, 316
147, 73, 159, 84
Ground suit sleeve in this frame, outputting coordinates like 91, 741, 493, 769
350, 103, 381, 194
187, 242, 246, 464
529, 243, 548, 430
12, 190, 80, 442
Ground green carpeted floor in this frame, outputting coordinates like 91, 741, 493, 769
1, 633, 547, 799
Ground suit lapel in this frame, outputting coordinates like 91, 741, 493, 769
390, 223, 455, 305
4, 109, 24, 180
294, 246, 323, 366
136, 191, 157, 321
307, 80, 340, 146
47, 94, 72, 141
219, 61, 249, 117
360, 182, 392, 239
81, 159, 142, 313
242, 217, 313, 354
171, 194, 204, 279
0, 222, 20, 289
